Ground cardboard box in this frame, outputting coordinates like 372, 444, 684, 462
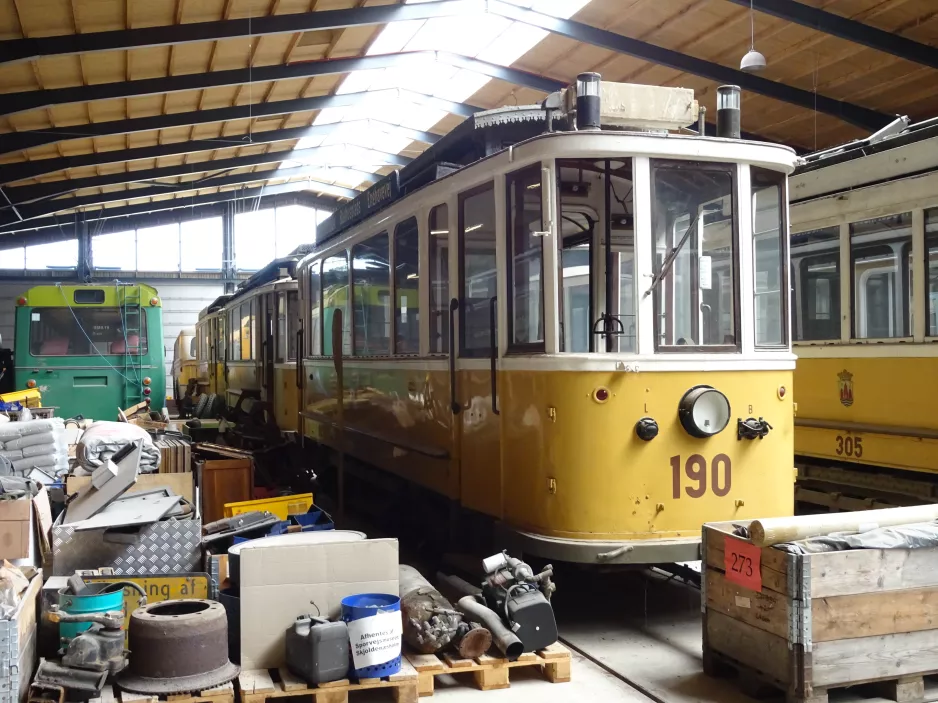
0, 501, 30, 561
238, 538, 398, 670
65, 472, 195, 504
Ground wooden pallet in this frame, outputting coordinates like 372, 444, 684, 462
91, 682, 234, 703
705, 647, 934, 703
238, 661, 419, 703
405, 643, 571, 697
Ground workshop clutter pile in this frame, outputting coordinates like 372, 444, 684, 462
0, 417, 68, 482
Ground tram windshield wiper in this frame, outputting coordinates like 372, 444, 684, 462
643, 208, 704, 299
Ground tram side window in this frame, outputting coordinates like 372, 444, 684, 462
276, 293, 287, 363
240, 300, 253, 360
29, 308, 148, 356
287, 291, 298, 361
459, 183, 497, 358
309, 261, 321, 356
651, 160, 737, 350
217, 315, 226, 362
229, 309, 240, 361
322, 252, 351, 356
507, 165, 545, 349
428, 205, 449, 354
925, 209, 938, 337
352, 232, 390, 356
751, 167, 787, 346
791, 227, 840, 341
850, 214, 912, 339
394, 218, 420, 355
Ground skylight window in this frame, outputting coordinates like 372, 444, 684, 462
296, 0, 592, 191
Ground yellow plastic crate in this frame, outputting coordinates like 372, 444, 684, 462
223, 493, 314, 520
0, 388, 41, 407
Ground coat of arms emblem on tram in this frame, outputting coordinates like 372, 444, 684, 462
838, 369, 854, 407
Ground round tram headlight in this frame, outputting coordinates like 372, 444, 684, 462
143, 377, 151, 386
143, 387, 152, 396
678, 385, 731, 438
26, 380, 36, 389
16, 297, 26, 306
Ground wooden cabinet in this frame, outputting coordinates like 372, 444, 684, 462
199, 458, 253, 524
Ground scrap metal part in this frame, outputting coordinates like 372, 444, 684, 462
117, 599, 239, 694
31, 659, 106, 699
399, 565, 460, 654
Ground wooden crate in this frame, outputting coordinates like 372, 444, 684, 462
91, 682, 234, 703
703, 519, 938, 703
238, 662, 418, 703
405, 643, 571, 697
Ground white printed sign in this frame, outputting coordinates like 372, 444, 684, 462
346, 610, 403, 670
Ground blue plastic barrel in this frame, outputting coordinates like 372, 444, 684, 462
341, 593, 401, 679
58, 584, 125, 640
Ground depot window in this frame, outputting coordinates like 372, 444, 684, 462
650, 160, 738, 351
850, 213, 912, 340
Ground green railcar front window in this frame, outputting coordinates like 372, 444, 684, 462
29, 307, 148, 356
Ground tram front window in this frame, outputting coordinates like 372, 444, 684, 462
30, 308, 148, 356
556, 158, 635, 353
651, 160, 737, 350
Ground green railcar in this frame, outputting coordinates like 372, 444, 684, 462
14, 283, 166, 420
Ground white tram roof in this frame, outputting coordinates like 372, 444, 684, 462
791, 115, 938, 203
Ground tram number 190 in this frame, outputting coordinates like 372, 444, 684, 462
835, 435, 863, 458
670, 454, 731, 499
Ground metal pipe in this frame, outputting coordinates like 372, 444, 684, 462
456, 596, 523, 661
436, 572, 481, 598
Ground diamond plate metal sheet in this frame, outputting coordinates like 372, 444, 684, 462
52, 519, 201, 576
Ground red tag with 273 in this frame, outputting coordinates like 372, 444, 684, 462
724, 537, 762, 592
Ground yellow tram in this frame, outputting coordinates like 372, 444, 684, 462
790, 116, 938, 508
194, 257, 301, 431
294, 79, 799, 564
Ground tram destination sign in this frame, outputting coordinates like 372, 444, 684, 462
317, 171, 401, 243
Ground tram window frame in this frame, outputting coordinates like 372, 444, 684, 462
751, 166, 789, 348
309, 260, 322, 357
924, 208, 938, 338
240, 299, 253, 361
28, 307, 149, 357
229, 308, 240, 361
351, 231, 391, 357
428, 204, 450, 355
791, 226, 841, 343
458, 181, 498, 359
322, 251, 352, 357
649, 159, 741, 353
217, 314, 226, 364
287, 290, 299, 361
393, 218, 420, 356
849, 213, 912, 341
506, 164, 546, 353
276, 292, 287, 364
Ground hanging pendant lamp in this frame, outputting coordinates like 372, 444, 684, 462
740, 0, 766, 73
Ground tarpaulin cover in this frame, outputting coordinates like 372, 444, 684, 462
76, 421, 160, 473
773, 521, 938, 554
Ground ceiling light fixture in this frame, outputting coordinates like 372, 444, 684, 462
740, 0, 766, 73
465, 224, 483, 233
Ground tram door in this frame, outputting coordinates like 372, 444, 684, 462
455, 183, 503, 518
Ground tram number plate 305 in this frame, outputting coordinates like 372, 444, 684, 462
724, 537, 762, 592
